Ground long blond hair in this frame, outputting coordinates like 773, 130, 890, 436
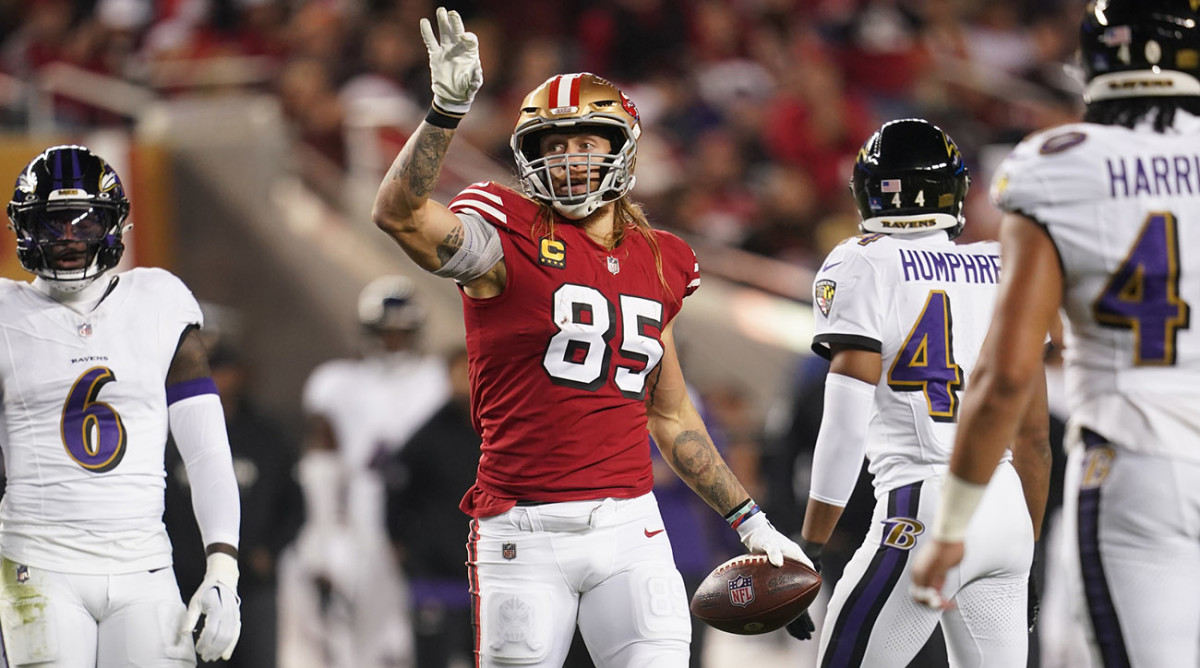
533, 198, 676, 304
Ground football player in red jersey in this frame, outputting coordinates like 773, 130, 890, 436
371, 7, 812, 667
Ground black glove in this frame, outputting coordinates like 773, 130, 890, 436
786, 610, 816, 641
1027, 566, 1040, 633
786, 539, 825, 642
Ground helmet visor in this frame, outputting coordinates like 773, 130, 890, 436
27, 206, 114, 242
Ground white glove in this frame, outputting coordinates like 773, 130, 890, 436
180, 552, 242, 662
419, 6, 483, 115
736, 511, 815, 569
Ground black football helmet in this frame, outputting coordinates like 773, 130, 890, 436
1080, 0, 1200, 103
850, 119, 969, 239
7, 145, 130, 287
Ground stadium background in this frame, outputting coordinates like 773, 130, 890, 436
0, 0, 1086, 665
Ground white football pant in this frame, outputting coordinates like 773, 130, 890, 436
0, 559, 194, 667
819, 463, 1031, 667
469, 492, 691, 667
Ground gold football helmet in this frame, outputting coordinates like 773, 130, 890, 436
510, 73, 642, 219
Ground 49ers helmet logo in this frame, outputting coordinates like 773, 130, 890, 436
619, 90, 639, 123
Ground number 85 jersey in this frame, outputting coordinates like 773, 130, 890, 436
449, 183, 700, 518
994, 120, 1200, 462
0, 268, 202, 573
811, 231, 1003, 493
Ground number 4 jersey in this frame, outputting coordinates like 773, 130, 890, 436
448, 182, 700, 518
811, 231, 1003, 493
0, 268, 202, 573
994, 119, 1200, 462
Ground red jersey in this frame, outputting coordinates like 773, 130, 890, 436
449, 182, 701, 518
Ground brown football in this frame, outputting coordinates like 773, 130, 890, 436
689, 554, 821, 635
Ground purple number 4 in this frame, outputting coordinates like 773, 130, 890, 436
888, 290, 963, 422
1093, 212, 1191, 366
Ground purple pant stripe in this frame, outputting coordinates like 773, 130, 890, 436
1078, 430, 1131, 668
823, 482, 921, 668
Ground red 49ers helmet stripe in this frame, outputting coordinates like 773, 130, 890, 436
547, 74, 584, 111
510, 72, 641, 220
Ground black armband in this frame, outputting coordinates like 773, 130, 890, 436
425, 105, 464, 129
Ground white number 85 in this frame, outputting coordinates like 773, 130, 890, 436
542, 284, 664, 399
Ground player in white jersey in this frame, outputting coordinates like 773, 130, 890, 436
0, 145, 242, 666
791, 120, 1052, 667
911, 2, 1200, 667
277, 275, 448, 668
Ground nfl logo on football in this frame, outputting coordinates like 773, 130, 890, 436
728, 574, 755, 608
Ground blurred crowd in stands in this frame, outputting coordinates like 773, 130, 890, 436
1, 0, 1086, 269
0, 2, 1086, 665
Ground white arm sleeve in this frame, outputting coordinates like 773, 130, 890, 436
169, 394, 241, 548
431, 210, 504, 282
808, 373, 876, 507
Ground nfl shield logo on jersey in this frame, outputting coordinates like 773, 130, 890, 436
728, 574, 755, 608
815, 279, 837, 317
607, 256, 620, 275
502, 542, 517, 560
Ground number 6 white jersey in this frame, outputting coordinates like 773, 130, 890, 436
993, 115, 1200, 462
0, 268, 203, 573
811, 231, 1003, 493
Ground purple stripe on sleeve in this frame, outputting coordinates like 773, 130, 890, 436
166, 377, 218, 405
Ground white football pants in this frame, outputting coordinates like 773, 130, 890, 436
469, 492, 691, 667
818, 463, 1032, 668
1060, 431, 1200, 668
0, 559, 195, 667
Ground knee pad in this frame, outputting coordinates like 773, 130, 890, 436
627, 568, 691, 643
482, 586, 553, 665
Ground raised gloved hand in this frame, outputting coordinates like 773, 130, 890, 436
419, 7, 483, 116
180, 552, 242, 662
736, 511, 814, 569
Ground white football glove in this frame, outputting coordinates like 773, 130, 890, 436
736, 512, 814, 569
419, 6, 483, 115
180, 552, 242, 662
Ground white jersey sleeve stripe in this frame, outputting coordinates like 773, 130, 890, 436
458, 188, 504, 205
451, 200, 508, 224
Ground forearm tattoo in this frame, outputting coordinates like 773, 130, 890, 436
671, 430, 739, 511
393, 124, 453, 199
436, 226, 464, 267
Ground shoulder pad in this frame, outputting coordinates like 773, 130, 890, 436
991, 123, 1100, 215
448, 182, 540, 230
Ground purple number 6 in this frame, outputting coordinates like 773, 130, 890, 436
60, 367, 127, 472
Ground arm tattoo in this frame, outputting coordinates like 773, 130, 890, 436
166, 327, 212, 385
670, 430, 739, 511
393, 125, 453, 199
436, 226, 464, 267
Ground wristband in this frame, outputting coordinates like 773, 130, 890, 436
425, 105, 464, 129
932, 473, 987, 542
724, 498, 761, 530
